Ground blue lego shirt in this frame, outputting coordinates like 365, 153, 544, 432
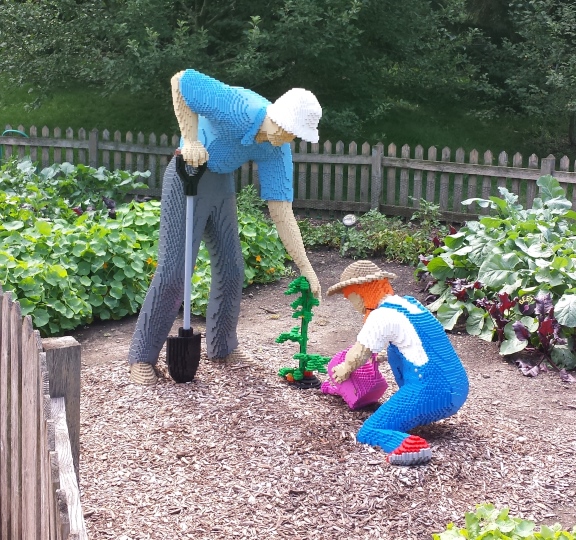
179, 69, 293, 202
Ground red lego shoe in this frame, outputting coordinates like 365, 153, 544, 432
387, 435, 432, 466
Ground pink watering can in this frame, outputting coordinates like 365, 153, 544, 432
321, 347, 388, 409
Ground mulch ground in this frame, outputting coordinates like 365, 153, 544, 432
74, 250, 576, 540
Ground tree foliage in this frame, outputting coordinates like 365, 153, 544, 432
0, 0, 466, 138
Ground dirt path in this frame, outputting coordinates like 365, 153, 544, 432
72, 250, 576, 539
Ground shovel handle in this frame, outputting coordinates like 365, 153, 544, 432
175, 154, 208, 196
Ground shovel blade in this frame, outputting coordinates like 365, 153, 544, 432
166, 327, 201, 383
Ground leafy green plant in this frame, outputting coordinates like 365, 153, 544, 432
0, 159, 290, 335
417, 175, 576, 376
433, 503, 576, 539
298, 206, 443, 265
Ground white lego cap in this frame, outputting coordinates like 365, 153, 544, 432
266, 88, 322, 143
326, 260, 397, 297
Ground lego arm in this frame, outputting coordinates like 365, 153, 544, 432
268, 200, 321, 298
171, 71, 209, 167
332, 341, 372, 383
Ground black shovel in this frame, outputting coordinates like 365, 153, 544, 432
166, 155, 207, 383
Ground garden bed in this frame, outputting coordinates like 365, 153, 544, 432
74, 250, 576, 540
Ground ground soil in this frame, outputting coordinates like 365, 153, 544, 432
72, 250, 576, 540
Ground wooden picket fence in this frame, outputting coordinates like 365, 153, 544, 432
0, 285, 87, 539
3, 124, 576, 221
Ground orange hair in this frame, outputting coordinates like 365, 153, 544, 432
342, 279, 394, 320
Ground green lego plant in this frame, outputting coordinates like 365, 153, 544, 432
277, 276, 330, 383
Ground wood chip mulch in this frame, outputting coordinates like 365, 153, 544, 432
80, 339, 576, 540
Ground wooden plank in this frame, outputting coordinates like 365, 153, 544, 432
377, 154, 576, 182
322, 141, 332, 201
453, 148, 465, 213
125, 132, 134, 171
78, 128, 87, 165
439, 147, 451, 211
334, 141, 344, 204
412, 145, 424, 207
38, 351, 49, 539
240, 162, 250, 189
425, 147, 437, 203
252, 162, 260, 193
360, 142, 370, 203
54, 127, 62, 165
497, 151, 508, 191
29, 126, 38, 163
347, 141, 358, 203
10, 298, 22, 540
21, 315, 40, 540
43, 336, 82, 482
467, 150, 479, 204
137, 132, 145, 172
0, 136, 89, 151
42, 126, 50, 168
0, 289, 10, 539
101, 130, 111, 171
17, 125, 27, 159
66, 128, 74, 163
481, 150, 493, 215
89, 129, 98, 168
309, 143, 319, 204
148, 133, 157, 188
52, 398, 88, 539
114, 131, 122, 171
371, 143, 384, 209
56, 488, 71, 540
399, 144, 410, 207
297, 141, 308, 201
293, 153, 371, 165
49, 451, 61, 540
511, 153, 522, 197
386, 143, 397, 206
527, 154, 538, 208
293, 199, 371, 213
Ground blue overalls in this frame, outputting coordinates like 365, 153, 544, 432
356, 296, 469, 452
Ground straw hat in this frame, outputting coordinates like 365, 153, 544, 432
326, 260, 397, 297
266, 88, 322, 143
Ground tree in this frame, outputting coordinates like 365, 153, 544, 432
451, 0, 576, 149
0, 0, 468, 138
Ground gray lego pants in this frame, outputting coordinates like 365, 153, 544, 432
128, 157, 244, 365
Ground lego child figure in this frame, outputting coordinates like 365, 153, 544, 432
128, 69, 322, 385
326, 261, 469, 466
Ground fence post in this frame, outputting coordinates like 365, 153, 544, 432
540, 155, 556, 176
42, 336, 81, 482
371, 143, 383, 209
89, 128, 99, 168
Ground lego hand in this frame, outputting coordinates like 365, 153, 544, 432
182, 140, 209, 167
300, 265, 321, 299
332, 362, 352, 383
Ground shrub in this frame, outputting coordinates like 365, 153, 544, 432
433, 503, 576, 539
298, 204, 446, 265
417, 175, 576, 375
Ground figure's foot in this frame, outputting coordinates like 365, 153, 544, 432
387, 435, 431, 466
212, 348, 252, 363
130, 363, 157, 386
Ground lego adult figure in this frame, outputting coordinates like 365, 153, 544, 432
129, 69, 322, 385
326, 261, 469, 465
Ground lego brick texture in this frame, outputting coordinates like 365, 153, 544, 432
128, 158, 244, 364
